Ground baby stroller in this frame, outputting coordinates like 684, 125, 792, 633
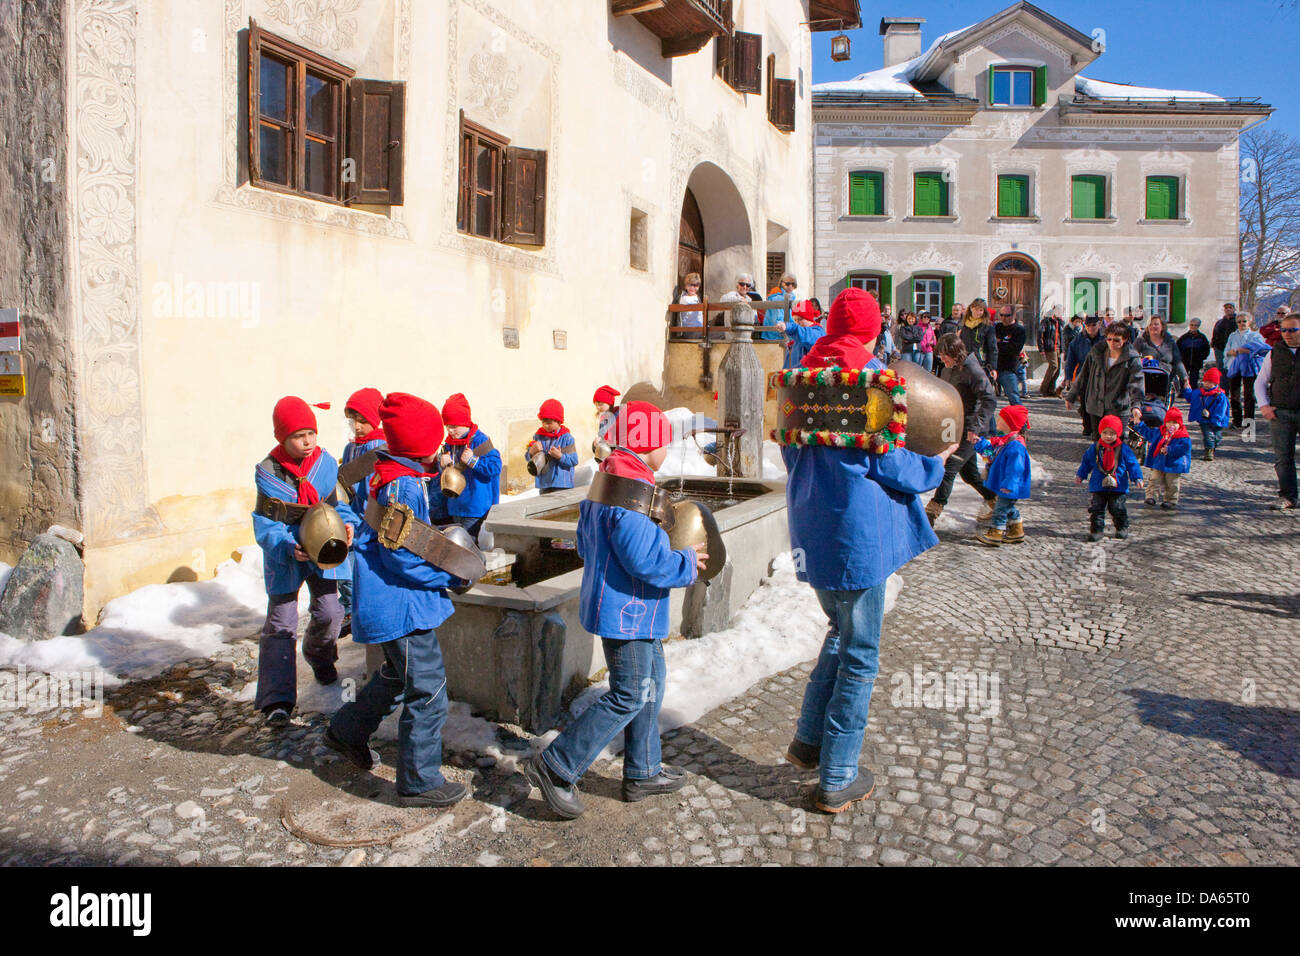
1140, 358, 1172, 428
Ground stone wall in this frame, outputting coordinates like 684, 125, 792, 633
0, 0, 79, 565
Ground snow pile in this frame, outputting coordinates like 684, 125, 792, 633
0, 561, 12, 598
0, 547, 273, 685
933, 436, 1051, 534
812, 28, 962, 98
656, 406, 787, 480
1076, 76, 1224, 102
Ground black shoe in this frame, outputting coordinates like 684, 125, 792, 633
263, 705, 291, 727
339, 615, 352, 639
785, 738, 821, 770
1269, 497, 1297, 511
622, 765, 687, 803
1160, 502, 1177, 510
312, 663, 339, 686
814, 769, 876, 814
1115, 526, 1130, 539
522, 754, 584, 819
322, 725, 373, 771
1144, 498, 1156, 507
398, 780, 467, 809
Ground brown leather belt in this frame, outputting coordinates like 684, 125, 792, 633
585, 471, 676, 531
363, 497, 487, 582
336, 450, 380, 489
255, 492, 311, 524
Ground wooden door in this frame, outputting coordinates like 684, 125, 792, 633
678, 188, 705, 292
988, 254, 1039, 326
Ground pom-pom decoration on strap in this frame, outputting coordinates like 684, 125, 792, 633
768, 366, 908, 453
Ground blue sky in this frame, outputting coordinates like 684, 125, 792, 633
811, 0, 1295, 139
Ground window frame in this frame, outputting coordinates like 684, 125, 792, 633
1070, 174, 1109, 220
848, 170, 886, 216
1144, 279, 1171, 319
913, 276, 943, 315
990, 66, 1034, 107
912, 171, 950, 217
249, 22, 354, 203
458, 112, 510, 241
1144, 175, 1182, 221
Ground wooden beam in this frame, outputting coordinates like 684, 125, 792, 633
611, 0, 665, 15
661, 31, 715, 57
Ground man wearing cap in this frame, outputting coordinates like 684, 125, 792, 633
1178, 318, 1212, 388
1255, 312, 1300, 510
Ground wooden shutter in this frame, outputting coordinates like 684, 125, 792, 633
849, 172, 867, 215
1072, 175, 1105, 219
715, 33, 731, 81
501, 146, 546, 245
987, 64, 997, 105
1146, 176, 1177, 220
766, 253, 786, 291
1073, 278, 1099, 315
1033, 65, 1047, 106
914, 173, 937, 216
997, 175, 1028, 217
772, 78, 795, 131
879, 274, 892, 308
1170, 278, 1187, 324
248, 20, 262, 185
732, 32, 761, 94
347, 79, 405, 205
942, 275, 955, 317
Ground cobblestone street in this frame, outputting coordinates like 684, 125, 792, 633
1, 397, 1296, 867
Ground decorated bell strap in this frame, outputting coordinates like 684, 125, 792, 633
585, 471, 677, 532
336, 450, 381, 489
362, 498, 487, 582
768, 366, 908, 453
446, 438, 495, 472
255, 486, 341, 524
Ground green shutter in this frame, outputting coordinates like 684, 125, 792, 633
938, 177, 949, 216
941, 275, 955, 317
849, 172, 866, 215
898, 276, 913, 312
851, 172, 884, 216
988, 64, 997, 105
1170, 278, 1187, 324
997, 175, 1028, 218
1072, 278, 1099, 316
879, 273, 892, 308
1072, 175, 1106, 219
914, 173, 949, 216
1033, 65, 1047, 106
1146, 176, 1178, 220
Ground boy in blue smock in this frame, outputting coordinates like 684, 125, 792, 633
1135, 406, 1192, 509
1183, 367, 1230, 461
435, 392, 501, 541
523, 401, 706, 819
778, 300, 826, 369
528, 399, 579, 493
253, 397, 358, 724
337, 387, 386, 633
779, 289, 956, 814
324, 393, 468, 809
974, 404, 1033, 546
1077, 414, 1145, 541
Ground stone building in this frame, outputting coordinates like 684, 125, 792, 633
811, 2, 1271, 337
0, 0, 859, 618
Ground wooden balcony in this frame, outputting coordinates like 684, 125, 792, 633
612, 0, 731, 58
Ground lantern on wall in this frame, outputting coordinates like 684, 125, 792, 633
830, 28, 851, 62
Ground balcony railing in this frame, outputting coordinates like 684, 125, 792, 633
612, 0, 732, 58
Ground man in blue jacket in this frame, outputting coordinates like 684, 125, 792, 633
524, 402, 706, 819
780, 289, 957, 813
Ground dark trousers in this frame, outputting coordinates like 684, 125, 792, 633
1272, 407, 1299, 504
1040, 351, 1060, 395
329, 628, 449, 795
1229, 374, 1257, 425
255, 576, 341, 712
931, 438, 995, 507
1187, 363, 1204, 389
1088, 491, 1129, 530
1082, 411, 1100, 439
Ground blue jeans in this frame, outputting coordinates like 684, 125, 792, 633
543, 638, 666, 783
991, 495, 1020, 529
794, 584, 886, 791
919, 352, 934, 373
1199, 423, 1222, 451
1017, 364, 1028, 397
329, 627, 449, 795
996, 370, 1021, 405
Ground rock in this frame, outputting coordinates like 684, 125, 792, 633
148, 816, 174, 837
340, 849, 366, 867
0, 533, 84, 641
175, 850, 200, 865
174, 801, 202, 820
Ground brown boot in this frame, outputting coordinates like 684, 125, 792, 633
976, 527, 1004, 547
925, 500, 943, 527
1004, 519, 1025, 543
975, 499, 995, 524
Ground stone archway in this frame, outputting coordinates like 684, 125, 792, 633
682, 162, 753, 302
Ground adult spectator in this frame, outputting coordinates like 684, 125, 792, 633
1225, 313, 1269, 428
1117, 308, 1140, 345
993, 307, 1026, 405
1259, 306, 1289, 347
1254, 313, 1300, 509
917, 311, 937, 372
1064, 322, 1144, 437
1136, 315, 1188, 397
1038, 306, 1066, 395
939, 303, 963, 340
756, 273, 786, 341
1177, 317, 1211, 388
1211, 303, 1237, 372
672, 272, 703, 341
1064, 314, 1083, 355
924, 333, 998, 527
1064, 315, 1104, 430
897, 310, 924, 365
959, 298, 998, 380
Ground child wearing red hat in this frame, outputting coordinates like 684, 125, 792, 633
253, 397, 359, 725
1181, 367, 1230, 461
972, 404, 1033, 546
1134, 406, 1192, 509
528, 399, 578, 493
1076, 414, 1144, 541
523, 401, 705, 819
433, 393, 501, 540
337, 388, 386, 633
592, 386, 621, 457
324, 392, 468, 809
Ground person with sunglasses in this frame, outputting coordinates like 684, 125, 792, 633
1254, 313, 1300, 509
1259, 306, 1291, 347
1063, 323, 1144, 438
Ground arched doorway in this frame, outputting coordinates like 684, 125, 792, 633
988, 253, 1040, 329
678, 188, 705, 293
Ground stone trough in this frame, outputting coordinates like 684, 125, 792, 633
434, 477, 789, 733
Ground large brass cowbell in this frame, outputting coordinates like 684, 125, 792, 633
299, 503, 350, 569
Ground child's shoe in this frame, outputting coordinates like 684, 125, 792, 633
1003, 519, 1025, 543
814, 769, 876, 814
975, 500, 995, 524
311, 662, 339, 686
264, 705, 291, 727
398, 780, 468, 809
1203, 449, 1214, 462
322, 725, 374, 771
523, 754, 584, 819
1144, 497, 1156, 506
785, 738, 821, 770
1087, 517, 1104, 542
1160, 501, 1177, 511
1115, 525, 1130, 540
976, 526, 1004, 547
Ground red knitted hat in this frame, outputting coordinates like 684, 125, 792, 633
441, 392, 473, 429
592, 385, 620, 406
608, 401, 674, 454
344, 388, 383, 429
538, 399, 565, 424
273, 396, 329, 443
1098, 414, 1123, 437
998, 404, 1029, 434
826, 288, 882, 341
1164, 407, 1184, 425
1201, 368, 1222, 385
792, 300, 820, 323
379, 393, 444, 458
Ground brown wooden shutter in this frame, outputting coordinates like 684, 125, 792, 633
715, 33, 731, 82
766, 253, 786, 292
247, 19, 262, 184
733, 32, 761, 94
500, 146, 546, 246
346, 78, 405, 205
773, 78, 795, 132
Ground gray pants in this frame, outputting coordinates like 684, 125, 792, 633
255, 576, 342, 712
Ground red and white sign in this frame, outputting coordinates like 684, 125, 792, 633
0, 308, 18, 351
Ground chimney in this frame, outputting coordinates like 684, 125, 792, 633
880, 17, 925, 68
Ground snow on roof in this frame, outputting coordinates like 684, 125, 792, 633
1075, 76, 1224, 102
812, 29, 963, 98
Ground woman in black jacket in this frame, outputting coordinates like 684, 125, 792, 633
925, 333, 998, 527
959, 298, 998, 380
1063, 326, 1144, 438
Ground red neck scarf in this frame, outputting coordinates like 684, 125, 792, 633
600, 448, 656, 484
1199, 385, 1224, 398
986, 431, 1025, 449
1153, 421, 1189, 458
353, 426, 385, 446
1096, 438, 1122, 475
370, 455, 427, 492
269, 445, 323, 505
535, 424, 570, 440
802, 335, 871, 369
445, 425, 478, 447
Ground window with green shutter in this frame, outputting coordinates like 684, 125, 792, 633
996, 175, 1029, 218
1072, 278, 1100, 316
1145, 176, 1179, 220
849, 171, 884, 216
1169, 278, 1187, 324
913, 172, 949, 216
1071, 175, 1107, 219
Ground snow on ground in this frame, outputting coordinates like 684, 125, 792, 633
933, 433, 1052, 534
0, 561, 11, 599
1076, 76, 1224, 102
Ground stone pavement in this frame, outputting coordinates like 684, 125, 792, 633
1, 397, 1297, 866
